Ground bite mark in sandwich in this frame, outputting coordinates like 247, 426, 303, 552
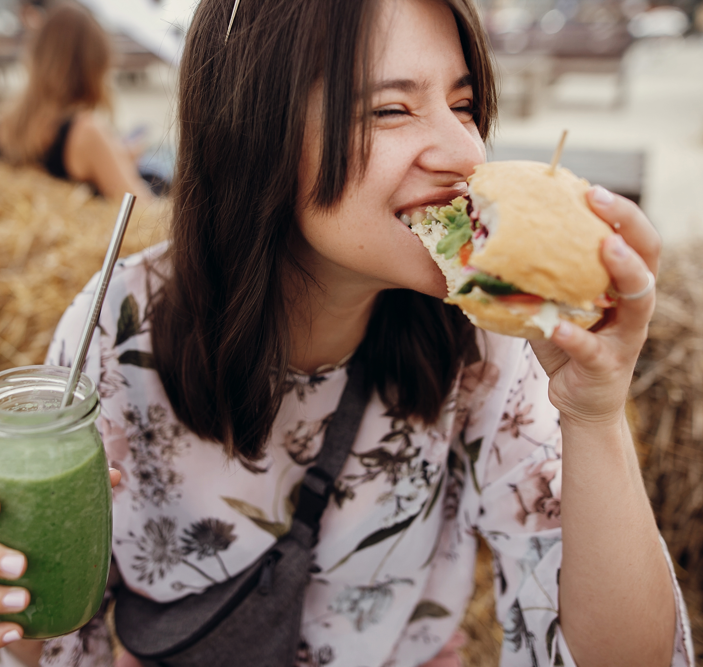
411, 160, 616, 339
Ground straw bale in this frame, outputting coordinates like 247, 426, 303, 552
0, 162, 168, 371
631, 241, 703, 662
460, 536, 502, 665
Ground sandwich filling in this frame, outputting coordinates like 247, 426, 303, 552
410, 196, 614, 337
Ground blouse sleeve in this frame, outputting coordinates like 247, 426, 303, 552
39, 600, 114, 667
457, 335, 694, 667
41, 274, 116, 667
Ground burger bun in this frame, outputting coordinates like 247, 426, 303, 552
445, 291, 603, 340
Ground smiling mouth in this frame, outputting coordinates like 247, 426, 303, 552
395, 183, 471, 227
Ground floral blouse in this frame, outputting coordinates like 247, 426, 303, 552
41, 243, 693, 667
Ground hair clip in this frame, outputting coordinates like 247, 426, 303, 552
225, 0, 242, 44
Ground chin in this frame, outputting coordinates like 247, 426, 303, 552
415, 280, 450, 300
396, 261, 449, 300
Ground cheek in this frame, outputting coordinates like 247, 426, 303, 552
476, 131, 487, 163
295, 166, 447, 295
295, 124, 454, 295
296, 158, 390, 262
296, 203, 381, 271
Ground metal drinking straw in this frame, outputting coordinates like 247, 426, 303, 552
60, 193, 136, 408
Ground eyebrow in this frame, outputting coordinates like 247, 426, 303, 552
370, 73, 473, 95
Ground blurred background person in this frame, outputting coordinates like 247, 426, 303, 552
0, 2, 153, 201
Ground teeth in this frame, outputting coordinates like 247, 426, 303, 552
411, 211, 426, 226
400, 213, 412, 227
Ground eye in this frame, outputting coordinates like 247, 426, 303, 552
373, 105, 409, 118
451, 99, 475, 117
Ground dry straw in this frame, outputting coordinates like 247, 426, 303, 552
630, 242, 703, 660
1, 162, 700, 662
460, 537, 503, 665
0, 162, 168, 371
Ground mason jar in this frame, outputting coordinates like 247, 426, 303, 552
0, 366, 112, 638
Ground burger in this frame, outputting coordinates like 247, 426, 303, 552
409, 160, 616, 339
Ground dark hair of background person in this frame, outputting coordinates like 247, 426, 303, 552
20, 0, 61, 10
150, 0, 498, 463
0, 3, 111, 165
18, 0, 65, 33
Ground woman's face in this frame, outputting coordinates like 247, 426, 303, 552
296, 0, 486, 300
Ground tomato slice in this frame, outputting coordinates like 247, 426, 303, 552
458, 242, 473, 267
497, 294, 545, 305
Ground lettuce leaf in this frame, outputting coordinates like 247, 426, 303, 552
457, 272, 522, 296
436, 226, 472, 259
430, 197, 473, 259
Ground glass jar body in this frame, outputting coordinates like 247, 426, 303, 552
0, 366, 112, 639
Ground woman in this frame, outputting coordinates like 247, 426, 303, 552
0, 3, 153, 201
0, 0, 693, 665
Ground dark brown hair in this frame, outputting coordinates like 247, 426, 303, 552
151, 0, 497, 462
0, 3, 111, 164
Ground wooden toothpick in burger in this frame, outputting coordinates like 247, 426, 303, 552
547, 129, 568, 175
410, 130, 619, 339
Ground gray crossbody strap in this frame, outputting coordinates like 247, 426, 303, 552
114, 356, 370, 665
290, 357, 369, 547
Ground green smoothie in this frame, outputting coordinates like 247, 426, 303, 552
0, 368, 112, 639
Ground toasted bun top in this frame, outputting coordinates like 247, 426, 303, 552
468, 160, 613, 310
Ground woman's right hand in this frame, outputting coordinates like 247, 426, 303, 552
0, 468, 122, 649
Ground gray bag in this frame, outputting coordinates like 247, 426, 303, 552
114, 360, 369, 667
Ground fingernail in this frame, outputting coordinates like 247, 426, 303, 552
592, 185, 614, 206
0, 554, 25, 579
610, 234, 628, 258
2, 589, 28, 610
554, 321, 572, 339
2, 629, 21, 644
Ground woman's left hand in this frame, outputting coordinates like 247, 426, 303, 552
530, 185, 660, 426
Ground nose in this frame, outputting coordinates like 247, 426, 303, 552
415, 107, 486, 181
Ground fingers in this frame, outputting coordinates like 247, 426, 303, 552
0, 586, 29, 614
0, 546, 26, 580
0, 622, 23, 648
588, 187, 657, 343
109, 467, 122, 489
0, 545, 30, 622
603, 234, 654, 299
551, 320, 606, 373
588, 186, 661, 275
601, 234, 656, 336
